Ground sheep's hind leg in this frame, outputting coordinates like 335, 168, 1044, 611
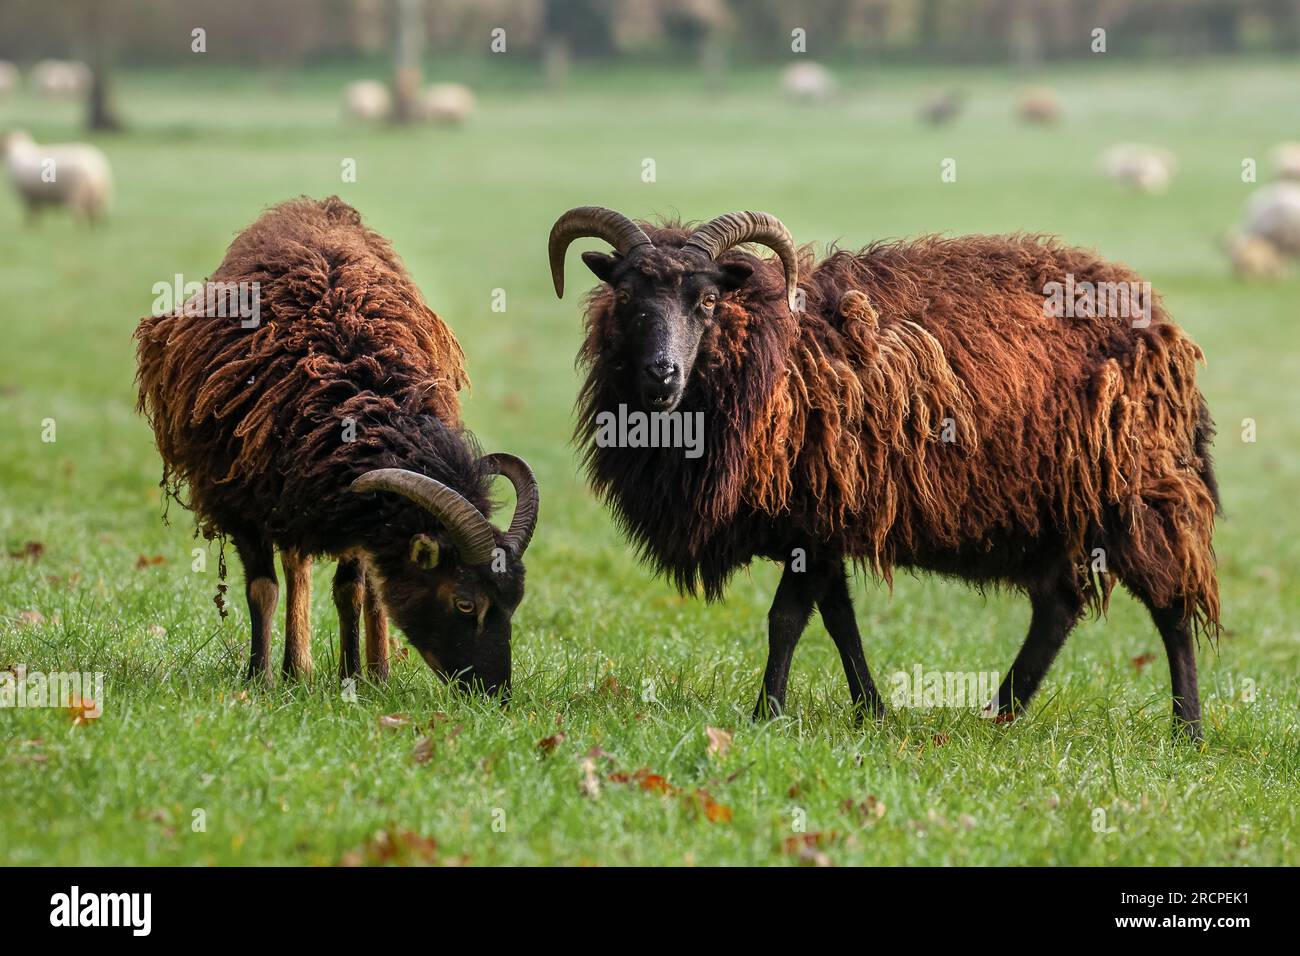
994, 572, 1082, 719
818, 565, 885, 719
333, 558, 365, 680
1130, 592, 1202, 743
281, 549, 313, 679
752, 559, 824, 719
363, 578, 390, 682
235, 535, 278, 685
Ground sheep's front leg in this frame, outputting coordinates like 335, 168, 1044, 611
235, 535, 278, 685
281, 549, 313, 679
363, 580, 390, 682
818, 566, 885, 718
333, 558, 365, 680
753, 560, 822, 719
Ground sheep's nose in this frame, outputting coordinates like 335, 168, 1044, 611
644, 360, 677, 383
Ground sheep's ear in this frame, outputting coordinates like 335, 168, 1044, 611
408, 533, 441, 570
581, 251, 619, 283
718, 261, 754, 292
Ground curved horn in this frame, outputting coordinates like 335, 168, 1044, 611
684, 211, 799, 310
483, 453, 539, 556
548, 206, 652, 299
351, 469, 496, 566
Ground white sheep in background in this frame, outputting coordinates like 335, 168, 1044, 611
1017, 86, 1061, 123
1240, 181, 1300, 255
0, 61, 18, 99
1225, 232, 1285, 280
1270, 142, 1300, 181
2, 130, 112, 224
32, 59, 91, 99
417, 83, 475, 124
343, 79, 392, 122
1101, 143, 1178, 194
781, 62, 836, 101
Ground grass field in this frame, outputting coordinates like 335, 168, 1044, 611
1, 56, 1297, 866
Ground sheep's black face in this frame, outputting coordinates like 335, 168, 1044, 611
582, 248, 752, 413
379, 535, 525, 699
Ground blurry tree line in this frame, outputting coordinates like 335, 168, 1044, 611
2, 0, 1298, 68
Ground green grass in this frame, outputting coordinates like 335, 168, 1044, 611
1, 56, 1298, 866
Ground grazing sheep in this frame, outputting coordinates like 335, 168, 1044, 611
0, 61, 17, 99
136, 197, 539, 693
1225, 232, 1285, 279
1271, 142, 1300, 181
781, 62, 836, 101
919, 90, 964, 126
32, 59, 90, 98
1017, 86, 1060, 123
417, 83, 476, 124
1102, 143, 1177, 194
549, 206, 1219, 740
1240, 181, 1300, 255
343, 79, 392, 122
2, 129, 112, 224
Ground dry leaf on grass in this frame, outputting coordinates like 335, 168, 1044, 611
8, 541, 45, 560
135, 554, 166, 569
1132, 652, 1158, 672
537, 733, 566, 756
339, 829, 443, 867
67, 694, 100, 726
17, 610, 45, 627
377, 713, 411, 730
411, 737, 434, 765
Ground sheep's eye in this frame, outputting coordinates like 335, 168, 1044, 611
701, 294, 717, 311
615, 289, 631, 306
454, 598, 475, 615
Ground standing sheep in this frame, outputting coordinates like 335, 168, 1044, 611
32, 59, 91, 98
1017, 86, 1061, 123
343, 79, 392, 122
549, 206, 1219, 740
2, 130, 112, 224
0, 61, 17, 99
417, 83, 476, 125
1101, 144, 1177, 194
136, 197, 539, 694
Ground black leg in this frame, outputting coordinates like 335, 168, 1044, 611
1147, 604, 1203, 742
817, 566, 885, 718
995, 578, 1082, 717
234, 534, 277, 685
333, 558, 364, 680
752, 559, 824, 719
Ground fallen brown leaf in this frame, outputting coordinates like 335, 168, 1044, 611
17, 610, 45, 627
8, 541, 44, 560
339, 829, 440, 867
411, 736, 434, 765
67, 694, 99, 726
378, 713, 411, 730
135, 554, 166, 569
1132, 652, 1158, 672
537, 732, 566, 756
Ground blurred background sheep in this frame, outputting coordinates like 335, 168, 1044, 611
1102, 143, 1178, 193
919, 89, 964, 125
0, 60, 17, 99
1271, 142, 1300, 181
781, 61, 836, 101
31, 58, 90, 99
1017, 86, 1061, 123
343, 79, 393, 121
2, 129, 112, 224
417, 82, 475, 124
